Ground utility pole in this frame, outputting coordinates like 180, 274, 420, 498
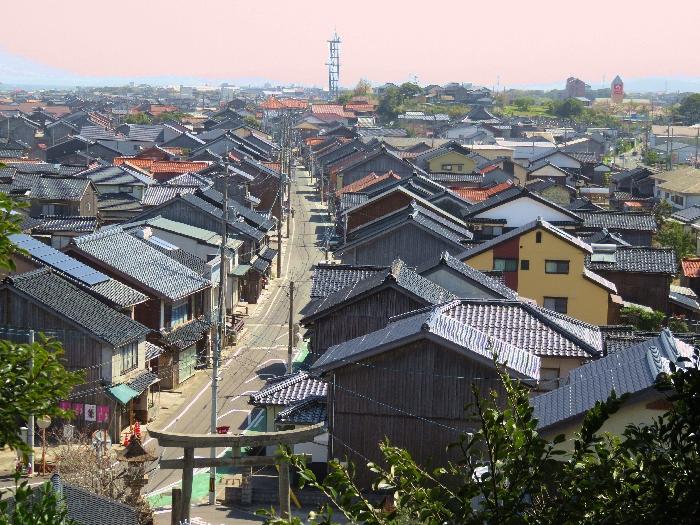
27, 330, 35, 476
286, 115, 292, 239
287, 281, 295, 373
209, 166, 228, 505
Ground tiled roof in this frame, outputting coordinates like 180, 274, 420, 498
78, 125, 119, 141
165, 172, 212, 188
670, 205, 700, 223
335, 171, 401, 196
339, 192, 369, 212
50, 473, 140, 525
309, 262, 389, 299
31, 215, 98, 233
275, 396, 327, 425
463, 187, 582, 221
427, 172, 483, 184
5, 269, 150, 347
126, 370, 160, 394
114, 157, 210, 174
260, 97, 308, 110
452, 181, 514, 202
578, 211, 657, 232
460, 219, 592, 259
141, 184, 198, 206
585, 247, 676, 274
681, 258, 700, 278
97, 192, 143, 213
119, 124, 164, 142
417, 251, 519, 300
162, 317, 212, 350
302, 259, 456, 321
198, 188, 276, 231
342, 201, 473, 250
312, 300, 542, 379
532, 329, 688, 430
250, 371, 327, 406
578, 228, 630, 246
180, 194, 265, 242
82, 165, 154, 186
72, 227, 209, 301
669, 288, 700, 312
145, 341, 165, 360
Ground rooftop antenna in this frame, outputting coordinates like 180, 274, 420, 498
326, 31, 341, 101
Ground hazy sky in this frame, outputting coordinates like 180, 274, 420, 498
1, 0, 698, 88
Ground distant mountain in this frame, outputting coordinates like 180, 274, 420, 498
514, 76, 700, 94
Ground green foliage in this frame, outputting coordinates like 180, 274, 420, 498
653, 199, 675, 225
0, 475, 75, 525
398, 82, 421, 100
548, 98, 585, 118
124, 112, 152, 125
336, 91, 353, 105
0, 193, 28, 272
615, 139, 635, 155
0, 336, 83, 453
153, 111, 188, 123
676, 93, 700, 125
643, 148, 664, 166
513, 97, 535, 111
668, 316, 690, 333
261, 355, 700, 524
244, 115, 262, 130
377, 86, 404, 122
620, 305, 666, 331
353, 79, 372, 97
656, 220, 696, 264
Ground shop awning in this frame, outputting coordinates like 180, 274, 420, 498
107, 384, 140, 405
259, 247, 278, 262
231, 264, 251, 276
127, 371, 160, 395
250, 256, 270, 274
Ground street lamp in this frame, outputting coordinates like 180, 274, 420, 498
36, 416, 51, 475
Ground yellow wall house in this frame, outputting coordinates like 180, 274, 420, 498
461, 219, 619, 325
414, 142, 479, 174
532, 330, 689, 450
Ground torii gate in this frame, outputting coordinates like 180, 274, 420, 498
149, 423, 325, 523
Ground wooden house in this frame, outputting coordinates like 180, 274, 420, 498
336, 201, 473, 267
66, 227, 212, 389
0, 268, 153, 443
311, 299, 545, 486
576, 211, 657, 246
301, 259, 455, 357
585, 245, 676, 313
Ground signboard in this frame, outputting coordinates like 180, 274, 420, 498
613, 84, 623, 95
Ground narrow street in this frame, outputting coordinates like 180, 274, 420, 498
144, 166, 331, 500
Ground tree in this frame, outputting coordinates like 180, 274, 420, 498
124, 112, 152, 125
261, 353, 700, 524
398, 82, 421, 100
653, 199, 675, 225
244, 115, 262, 130
677, 93, 700, 125
643, 149, 663, 166
657, 220, 696, 265
353, 79, 372, 98
551, 98, 585, 118
513, 97, 535, 111
377, 86, 404, 122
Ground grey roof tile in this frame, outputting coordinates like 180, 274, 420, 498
161, 317, 212, 350
6, 268, 150, 347
31, 215, 98, 233
275, 396, 327, 425
250, 371, 327, 406
141, 184, 198, 206
302, 259, 456, 320
585, 246, 676, 274
578, 211, 657, 231
670, 205, 700, 223
72, 227, 209, 301
532, 329, 690, 430
310, 263, 389, 299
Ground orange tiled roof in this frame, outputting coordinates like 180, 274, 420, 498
311, 104, 354, 118
148, 104, 178, 116
344, 103, 375, 113
682, 258, 700, 278
114, 157, 209, 174
452, 181, 513, 202
623, 201, 643, 208
260, 96, 308, 110
336, 171, 401, 196
263, 162, 281, 173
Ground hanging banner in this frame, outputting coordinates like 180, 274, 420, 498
71, 403, 83, 418
84, 404, 96, 422
96, 405, 110, 424
58, 401, 71, 411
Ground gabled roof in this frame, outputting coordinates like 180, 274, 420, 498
340, 201, 473, 252
585, 246, 676, 274
141, 185, 198, 207
29, 215, 98, 234
681, 258, 700, 278
577, 211, 657, 232
4, 268, 150, 347
302, 259, 456, 322
275, 396, 327, 425
312, 300, 541, 379
335, 171, 401, 196
670, 205, 700, 224
578, 228, 631, 246
460, 218, 592, 259
250, 371, 327, 406
452, 181, 514, 203
196, 188, 276, 231
82, 165, 154, 187
462, 187, 583, 222
309, 262, 389, 299
532, 329, 689, 430
417, 251, 519, 300
71, 227, 210, 301
126, 215, 242, 251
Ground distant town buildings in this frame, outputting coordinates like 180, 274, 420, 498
565, 77, 588, 98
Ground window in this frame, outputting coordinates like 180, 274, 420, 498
120, 343, 138, 374
483, 225, 503, 237
671, 194, 684, 206
171, 299, 189, 328
545, 260, 570, 274
493, 258, 518, 272
520, 260, 530, 270
441, 164, 453, 172
544, 297, 568, 314
118, 186, 133, 194
535, 232, 542, 243
41, 204, 55, 215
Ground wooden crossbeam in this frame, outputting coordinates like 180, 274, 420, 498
148, 422, 325, 448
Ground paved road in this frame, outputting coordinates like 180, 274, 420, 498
143, 167, 330, 499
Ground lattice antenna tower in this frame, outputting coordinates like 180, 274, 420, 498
327, 32, 341, 101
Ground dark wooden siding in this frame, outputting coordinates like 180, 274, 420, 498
340, 154, 414, 187
330, 339, 506, 486
595, 270, 671, 313
310, 287, 423, 357
347, 192, 412, 231
343, 223, 460, 267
